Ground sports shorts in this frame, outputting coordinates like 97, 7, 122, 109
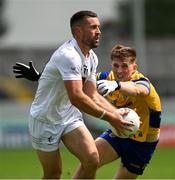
28, 115, 85, 152
100, 129, 158, 175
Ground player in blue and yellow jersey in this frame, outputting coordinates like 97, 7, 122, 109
95, 44, 161, 179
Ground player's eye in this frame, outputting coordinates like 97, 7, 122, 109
113, 63, 119, 68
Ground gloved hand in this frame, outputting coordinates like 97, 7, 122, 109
13, 61, 40, 81
97, 80, 121, 96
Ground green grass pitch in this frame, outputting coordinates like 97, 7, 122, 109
0, 147, 175, 179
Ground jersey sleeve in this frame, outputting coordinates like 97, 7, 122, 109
132, 77, 151, 92
54, 51, 82, 80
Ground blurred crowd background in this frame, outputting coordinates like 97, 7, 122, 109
0, 0, 175, 148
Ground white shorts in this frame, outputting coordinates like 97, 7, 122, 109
28, 116, 85, 152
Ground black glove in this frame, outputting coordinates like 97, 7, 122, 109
13, 61, 40, 81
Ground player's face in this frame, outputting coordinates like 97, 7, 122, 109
111, 58, 137, 81
80, 17, 101, 49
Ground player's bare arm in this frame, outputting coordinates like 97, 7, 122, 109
97, 80, 149, 97
118, 81, 150, 96
64, 79, 134, 136
83, 80, 117, 113
64, 79, 103, 117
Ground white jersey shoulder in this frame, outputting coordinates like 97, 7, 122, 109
50, 38, 98, 82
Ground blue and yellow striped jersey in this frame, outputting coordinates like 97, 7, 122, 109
97, 71, 161, 142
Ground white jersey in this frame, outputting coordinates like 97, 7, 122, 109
30, 38, 98, 125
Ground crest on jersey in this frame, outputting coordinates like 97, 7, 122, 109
71, 65, 81, 75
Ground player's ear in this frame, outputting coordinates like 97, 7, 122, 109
74, 26, 81, 37
133, 63, 138, 71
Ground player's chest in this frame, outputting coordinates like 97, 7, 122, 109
107, 91, 135, 108
81, 59, 93, 78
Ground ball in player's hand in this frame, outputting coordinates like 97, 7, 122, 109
111, 107, 140, 138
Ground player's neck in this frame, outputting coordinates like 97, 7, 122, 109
77, 40, 90, 58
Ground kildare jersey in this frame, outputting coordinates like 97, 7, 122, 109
30, 38, 98, 124
97, 71, 161, 142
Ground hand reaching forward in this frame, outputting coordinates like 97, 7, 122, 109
13, 61, 40, 81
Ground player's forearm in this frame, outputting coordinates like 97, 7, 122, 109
120, 81, 143, 96
70, 91, 116, 121
71, 91, 105, 117
92, 92, 117, 113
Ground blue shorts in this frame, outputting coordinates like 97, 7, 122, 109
100, 129, 158, 175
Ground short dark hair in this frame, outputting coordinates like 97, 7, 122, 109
70, 10, 98, 35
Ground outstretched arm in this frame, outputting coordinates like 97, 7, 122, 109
97, 79, 149, 97
13, 61, 41, 81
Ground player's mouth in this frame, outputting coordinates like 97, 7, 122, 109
93, 38, 100, 45
95, 39, 99, 43
94, 35, 100, 42
117, 74, 125, 81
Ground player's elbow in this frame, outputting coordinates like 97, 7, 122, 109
68, 92, 84, 108
135, 89, 142, 96
69, 95, 79, 106
126, 87, 144, 96
135, 88, 149, 96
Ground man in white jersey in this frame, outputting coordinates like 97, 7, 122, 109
14, 11, 134, 179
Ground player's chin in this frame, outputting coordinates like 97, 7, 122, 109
91, 40, 100, 48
